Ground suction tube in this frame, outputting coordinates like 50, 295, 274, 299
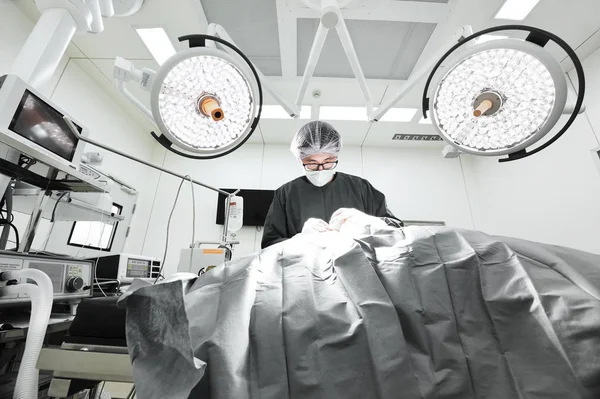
1, 269, 53, 399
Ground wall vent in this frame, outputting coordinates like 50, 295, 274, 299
393, 134, 443, 141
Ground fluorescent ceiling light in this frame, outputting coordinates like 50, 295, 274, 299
320, 106, 416, 122
379, 108, 417, 122
320, 106, 367, 121
261, 105, 311, 119
494, 0, 540, 20
135, 27, 176, 65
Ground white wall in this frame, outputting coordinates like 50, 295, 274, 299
141, 143, 473, 277
0, 1, 160, 254
461, 48, 600, 254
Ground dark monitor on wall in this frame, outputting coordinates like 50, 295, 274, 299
216, 189, 275, 227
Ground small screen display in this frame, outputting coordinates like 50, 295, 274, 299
126, 258, 150, 278
8, 90, 81, 161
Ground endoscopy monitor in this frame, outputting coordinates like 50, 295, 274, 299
0, 74, 88, 172
9, 90, 81, 161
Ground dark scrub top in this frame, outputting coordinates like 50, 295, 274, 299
261, 172, 402, 249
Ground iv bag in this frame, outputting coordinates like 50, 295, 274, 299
226, 195, 244, 233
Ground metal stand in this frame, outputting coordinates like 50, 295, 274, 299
18, 169, 56, 253
65, 121, 242, 249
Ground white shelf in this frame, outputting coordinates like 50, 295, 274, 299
13, 183, 123, 223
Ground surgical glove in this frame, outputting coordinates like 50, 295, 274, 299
302, 218, 331, 234
329, 208, 386, 233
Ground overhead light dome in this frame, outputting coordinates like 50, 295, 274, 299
114, 33, 262, 159
151, 45, 260, 158
422, 25, 585, 162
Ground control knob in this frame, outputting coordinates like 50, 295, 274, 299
66, 276, 84, 292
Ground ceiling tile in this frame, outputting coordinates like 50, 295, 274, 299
297, 19, 435, 80
201, 0, 282, 75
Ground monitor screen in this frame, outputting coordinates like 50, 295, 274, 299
8, 90, 81, 161
126, 258, 151, 278
216, 189, 275, 227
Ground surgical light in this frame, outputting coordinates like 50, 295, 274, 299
115, 34, 263, 159
422, 25, 585, 162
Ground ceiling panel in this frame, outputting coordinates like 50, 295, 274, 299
201, 0, 281, 76
259, 119, 308, 145
260, 119, 369, 146
261, 77, 390, 107
297, 18, 435, 80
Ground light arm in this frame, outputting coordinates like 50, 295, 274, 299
369, 25, 474, 122
210, 24, 300, 117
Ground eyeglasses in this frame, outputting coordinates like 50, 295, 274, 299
303, 160, 338, 171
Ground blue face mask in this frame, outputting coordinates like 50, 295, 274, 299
305, 169, 335, 187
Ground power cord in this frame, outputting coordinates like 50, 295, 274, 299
51, 192, 70, 222
154, 177, 188, 284
125, 385, 136, 399
93, 209, 107, 297
8, 223, 19, 251
186, 175, 196, 273
0, 203, 18, 251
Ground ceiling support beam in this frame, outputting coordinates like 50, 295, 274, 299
276, 0, 298, 78
292, 1, 450, 24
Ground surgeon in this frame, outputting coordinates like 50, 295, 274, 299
261, 120, 402, 249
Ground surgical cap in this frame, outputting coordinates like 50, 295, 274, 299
290, 121, 343, 161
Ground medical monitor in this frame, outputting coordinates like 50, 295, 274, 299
0, 74, 87, 170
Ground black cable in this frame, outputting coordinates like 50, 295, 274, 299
51, 192, 70, 222
125, 385, 136, 399
154, 178, 187, 284
9, 223, 19, 251
97, 381, 106, 398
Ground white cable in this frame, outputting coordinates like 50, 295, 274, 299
187, 175, 196, 245
36, 193, 70, 255
186, 175, 196, 271
93, 208, 107, 297
74, 212, 95, 259
154, 178, 187, 283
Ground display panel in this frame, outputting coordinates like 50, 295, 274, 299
8, 90, 82, 161
126, 258, 151, 278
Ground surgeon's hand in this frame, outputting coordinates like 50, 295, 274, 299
301, 218, 332, 234
329, 208, 386, 233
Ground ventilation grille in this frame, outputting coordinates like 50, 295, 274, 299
393, 134, 443, 141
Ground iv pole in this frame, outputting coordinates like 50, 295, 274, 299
63, 117, 240, 243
